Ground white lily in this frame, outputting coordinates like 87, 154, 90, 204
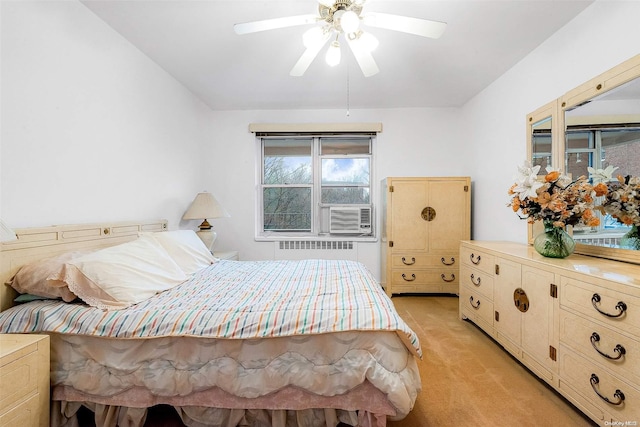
513, 173, 544, 200
588, 165, 618, 183
516, 161, 541, 182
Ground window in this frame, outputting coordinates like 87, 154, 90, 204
566, 126, 640, 234
258, 134, 374, 238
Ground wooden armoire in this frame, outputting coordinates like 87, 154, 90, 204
381, 177, 471, 296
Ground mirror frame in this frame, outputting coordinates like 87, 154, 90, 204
526, 100, 561, 244
527, 53, 640, 264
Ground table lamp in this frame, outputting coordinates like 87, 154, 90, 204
182, 192, 230, 252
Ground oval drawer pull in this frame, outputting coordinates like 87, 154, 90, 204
401, 257, 416, 265
589, 374, 625, 406
470, 253, 481, 265
402, 273, 416, 282
470, 274, 481, 286
590, 332, 626, 361
441, 273, 455, 283
469, 296, 480, 309
441, 257, 455, 266
591, 293, 627, 318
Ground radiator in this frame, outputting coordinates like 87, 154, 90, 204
274, 240, 357, 261
574, 236, 621, 246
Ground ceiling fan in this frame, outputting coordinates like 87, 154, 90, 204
233, 0, 446, 77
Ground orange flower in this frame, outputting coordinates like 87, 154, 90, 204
511, 197, 521, 212
594, 183, 608, 197
545, 171, 560, 182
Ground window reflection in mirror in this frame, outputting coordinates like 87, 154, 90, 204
565, 77, 640, 247
532, 116, 552, 175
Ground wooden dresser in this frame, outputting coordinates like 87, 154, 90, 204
381, 177, 471, 296
0, 334, 50, 427
459, 241, 639, 425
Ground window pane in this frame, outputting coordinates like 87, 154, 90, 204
601, 129, 640, 177
566, 131, 593, 150
321, 187, 370, 204
263, 187, 311, 231
263, 139, 312, 184
321, 138, 370, 155
321, 158, 369, 185
532, 129, 552, 175
565, 152, 593, 180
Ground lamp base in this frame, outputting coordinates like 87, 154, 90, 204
196, 229, 217, 253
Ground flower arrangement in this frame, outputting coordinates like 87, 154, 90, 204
508, 161, 602, 229
592, 171, 640, 226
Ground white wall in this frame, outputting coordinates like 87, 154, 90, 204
0, 1, 215, 229
463, 0, 640, 244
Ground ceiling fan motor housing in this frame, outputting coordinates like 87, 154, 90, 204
320, 0, 363, 29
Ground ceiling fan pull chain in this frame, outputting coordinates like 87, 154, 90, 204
346, 62, 350, 117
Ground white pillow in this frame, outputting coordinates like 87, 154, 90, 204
50, 237, 188, 310
139, 230, 215, 275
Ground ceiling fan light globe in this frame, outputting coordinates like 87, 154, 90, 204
303, 26, 326, 49
325, 41, 341, 66
340, 10, 360, 33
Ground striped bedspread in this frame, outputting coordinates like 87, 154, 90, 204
0, 259, 421, 357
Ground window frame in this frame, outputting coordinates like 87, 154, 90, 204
255, 133, 376, 241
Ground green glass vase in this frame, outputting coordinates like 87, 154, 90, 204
534, 221, 576, 258
620, 224, 640, 250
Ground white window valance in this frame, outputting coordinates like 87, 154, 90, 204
249, 123, 382, 135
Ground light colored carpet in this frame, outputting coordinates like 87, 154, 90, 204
388, 295, 596, 427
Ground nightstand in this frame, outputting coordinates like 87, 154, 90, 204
0, 334, 50, 427
214, 251, 239, 261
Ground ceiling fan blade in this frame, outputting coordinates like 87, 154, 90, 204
346, 38, 379, 77
363, 12, 447, 39
234, 14, 318, 35
290, 34, 331, 76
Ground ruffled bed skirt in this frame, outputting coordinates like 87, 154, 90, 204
51, 381, 394, 427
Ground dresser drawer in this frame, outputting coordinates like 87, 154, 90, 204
559, 347, 640, 422
460, 246, 495, 275
0, 334, 49, 427
390, 269, 458, 286
0, 348, 39, 415
560, 276, 640, 337
391, 253, 459, 268
0, 393, 40, 427
559, 310, 640, 386
459, 284, 494, 327
460, 265, 494, 299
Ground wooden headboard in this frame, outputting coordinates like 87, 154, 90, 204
0, 219, 168, 312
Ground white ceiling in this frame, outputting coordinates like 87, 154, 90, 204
80, 0, 594, 111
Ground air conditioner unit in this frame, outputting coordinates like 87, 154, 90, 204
329, 206, 372, 234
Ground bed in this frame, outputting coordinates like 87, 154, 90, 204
0, 220, 422, 427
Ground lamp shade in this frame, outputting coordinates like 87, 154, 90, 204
0, 219, 17, 242
183, 192, 229, 225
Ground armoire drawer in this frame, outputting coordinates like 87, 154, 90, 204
559, 310, 640, 386
460, 246, 496, 275
560, 276, 640, 337
559, 347, 640, 423
460, 265, 494, 299
390, 269, 458, 286
390, 253, 459, 268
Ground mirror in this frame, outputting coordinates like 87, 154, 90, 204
561, 55, 640, 264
